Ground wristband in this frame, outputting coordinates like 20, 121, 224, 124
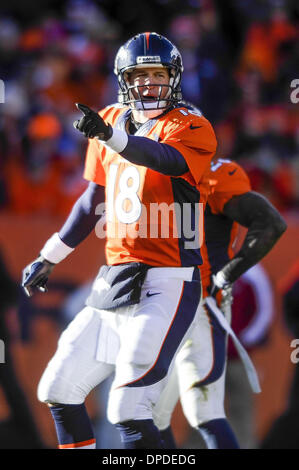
40, 233, 75, 264
102, 128, 128, 153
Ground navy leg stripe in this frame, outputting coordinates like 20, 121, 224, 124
195, 304, 227, 387
122, 270, 201, 388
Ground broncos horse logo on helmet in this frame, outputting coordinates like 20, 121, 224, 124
114, 32, 184, 111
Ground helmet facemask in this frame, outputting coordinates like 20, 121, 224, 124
119, 65, 182, 113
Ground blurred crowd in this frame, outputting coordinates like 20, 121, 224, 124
0, 0, 298, 216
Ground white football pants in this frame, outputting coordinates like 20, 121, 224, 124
37, 267, 202, 424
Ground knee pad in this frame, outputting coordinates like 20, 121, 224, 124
107, 379, 165, 425
152, 367, 179, 432
180, 384, 226, 428
37, 366, 86, 405
107, 386, 149, 424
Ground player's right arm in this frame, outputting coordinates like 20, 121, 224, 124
22, 181, 105, 297
205, 159, 287, 295
213, 191, 287, 290
74, 103, 217, 185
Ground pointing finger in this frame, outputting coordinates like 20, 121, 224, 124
76, 103, 93, 115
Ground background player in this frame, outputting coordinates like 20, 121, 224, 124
21, 33, 217, 449
153, 156, 287, 449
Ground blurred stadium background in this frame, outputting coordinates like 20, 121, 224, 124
0, 0, 298, 449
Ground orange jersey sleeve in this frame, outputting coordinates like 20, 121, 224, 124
208, 159, 251, 214
156, 108, 217, 185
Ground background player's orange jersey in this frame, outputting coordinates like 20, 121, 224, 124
84, 104, 217, 267
200, 158, 252, 296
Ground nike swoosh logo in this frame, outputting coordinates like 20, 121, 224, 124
190, 124, 203, 130
228, 169, 237, 176
146, 291, 161, 297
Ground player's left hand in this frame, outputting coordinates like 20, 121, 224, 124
210, 270, 232, 304
73, 103, 113, 140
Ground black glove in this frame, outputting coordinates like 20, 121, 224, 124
22, 256, 55, 297
73, 103, 113, 140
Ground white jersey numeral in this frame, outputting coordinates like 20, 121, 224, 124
210, 158, 232, 172
107, 164, 142, 224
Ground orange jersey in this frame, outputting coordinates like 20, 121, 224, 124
84, 104, 217, 267
200, 158, 251, 296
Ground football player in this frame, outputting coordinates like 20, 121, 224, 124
153, 156, 287, 449
21, 33, 217, 449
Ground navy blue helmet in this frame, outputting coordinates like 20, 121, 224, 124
114, 32, 183, 110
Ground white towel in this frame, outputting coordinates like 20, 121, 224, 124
205, 296, 261, 394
